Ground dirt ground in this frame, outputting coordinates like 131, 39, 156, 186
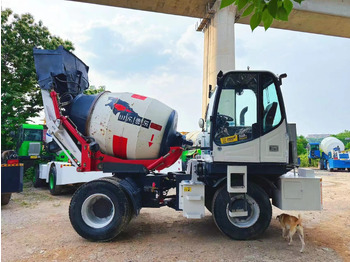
2, 169, 350, 262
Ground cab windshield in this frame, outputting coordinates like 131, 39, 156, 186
214, 73, 258, 146
310, 144, 319, 151
23, 129, 43, 142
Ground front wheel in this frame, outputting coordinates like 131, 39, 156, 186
212, 183, 272, 240
319, 160, 324, 170
69, 178, 132, 241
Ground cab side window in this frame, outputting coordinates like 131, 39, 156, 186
262, 75, 282, 133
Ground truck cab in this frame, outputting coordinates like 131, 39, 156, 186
308, 142, 321, 160
201, 71, 296, 174
16, 124, 44, 159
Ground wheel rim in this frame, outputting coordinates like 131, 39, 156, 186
81, 193, 115, 229
49, 174, 54, 189
226, 194, 260, 228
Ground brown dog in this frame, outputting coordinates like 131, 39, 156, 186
276, 213, 305, 253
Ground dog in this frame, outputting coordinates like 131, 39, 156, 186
276, 213, 305, 253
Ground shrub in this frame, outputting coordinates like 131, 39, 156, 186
299, 153, 318, 168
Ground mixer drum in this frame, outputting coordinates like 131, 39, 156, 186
68, 92, 179, 160
320, 137, 345, 155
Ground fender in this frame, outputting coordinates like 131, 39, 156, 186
212, 174, 277, 198
118, 177, 142, 216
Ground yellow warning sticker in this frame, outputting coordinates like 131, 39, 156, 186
184, 187, 192, 192
220, 135, 238, 144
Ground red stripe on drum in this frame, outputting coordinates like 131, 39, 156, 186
113, 135, 128, 159
131, 94, 147, 100
150, 123, 162, 131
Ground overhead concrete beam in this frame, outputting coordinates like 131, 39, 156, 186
237, 0, 350, 38
71, 0, 210, 18
70, 0, 350, 38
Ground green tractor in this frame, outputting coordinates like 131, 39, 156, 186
15, 124, 45, 160
11, 124, 57, 186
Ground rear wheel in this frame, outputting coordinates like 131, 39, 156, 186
1, 193, 12, 205
33, 164, 45, 188
49, 165, 63, 195
69, 178, 132, 241
212, 182, 272, 240
98, 176, 133, 225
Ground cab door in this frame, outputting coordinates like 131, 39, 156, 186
212, 72, 260, 162
260, 73, 288, 163
211, 71, 288, 164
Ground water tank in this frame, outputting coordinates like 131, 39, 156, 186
320, 137, 344, 155
68, 92, 181, 160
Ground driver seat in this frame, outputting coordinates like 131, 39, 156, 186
263, 102, 277, 133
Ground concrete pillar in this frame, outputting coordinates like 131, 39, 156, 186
202, 1, 236, 116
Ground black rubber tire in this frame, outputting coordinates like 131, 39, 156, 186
327, 162, 333, 172
205, 186, 216, 213
1, 193, 12, 205
98, 176, 133, 224
49, 165, 63, 195
319, 160, 324, 170
69, 178, 131, 242
33, 164, 45, 188
212, 182, 272, 240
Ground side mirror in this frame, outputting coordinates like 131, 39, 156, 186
278, 73, 287, 85
198, 118, 205, 129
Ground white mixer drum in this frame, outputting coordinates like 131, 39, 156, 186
320, 137, 344, 155
86, 92, 178, 160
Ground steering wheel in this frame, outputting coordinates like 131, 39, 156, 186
217, 113, 233, 124
216, 113, 233, 129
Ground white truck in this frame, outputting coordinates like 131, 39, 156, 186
35, 161, 112, 195
32, 133, 112, 195
33, 46, 322, 242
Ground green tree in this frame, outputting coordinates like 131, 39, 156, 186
84, 85, 106, 95
221, 0, 304, 31
332, 130, 350, 148
296, 135, 308, 156
345, 142, 350, 151
1, 9, 74, 150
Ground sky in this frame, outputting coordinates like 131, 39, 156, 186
2, 0, 349, 136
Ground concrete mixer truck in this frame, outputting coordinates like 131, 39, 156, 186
308, 137, 350, 171
33, 46, 322, 242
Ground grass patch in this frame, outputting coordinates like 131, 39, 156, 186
18, 187, 55, 201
